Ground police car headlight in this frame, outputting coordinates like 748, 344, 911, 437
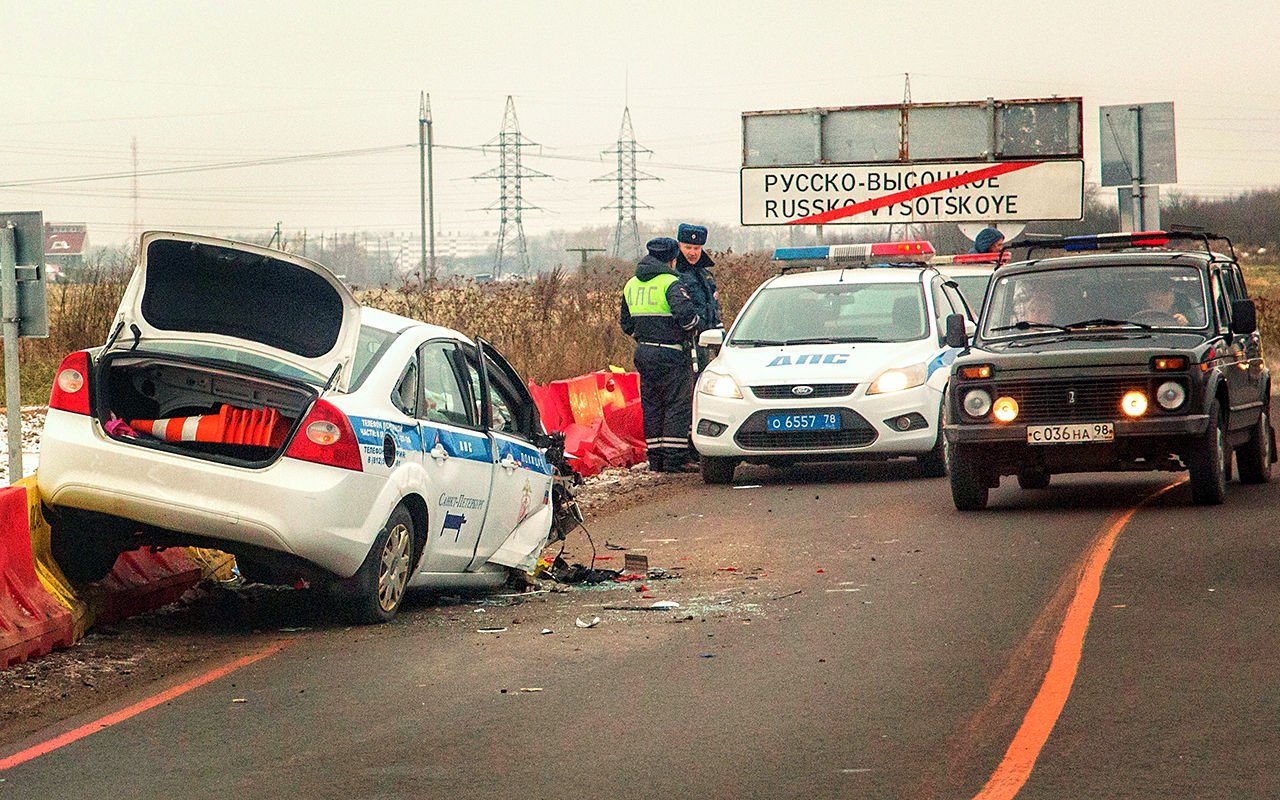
699, 371, 743, 399
867, 363, 928, 395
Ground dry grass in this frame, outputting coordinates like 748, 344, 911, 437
15, 251, 1278, 407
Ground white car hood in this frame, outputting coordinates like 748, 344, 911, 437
710, 340, 941, 386
113, 232, 362, 388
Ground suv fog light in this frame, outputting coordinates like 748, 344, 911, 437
992, 396, 1019, 422
963, 389, 992, 418
1121, 390, 1148, 417
1156, 381, 1186, 411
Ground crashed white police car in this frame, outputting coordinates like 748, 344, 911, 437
37, 232, 579, 623
691, 241, 974, 484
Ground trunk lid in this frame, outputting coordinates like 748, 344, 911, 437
113, 232, 362, 389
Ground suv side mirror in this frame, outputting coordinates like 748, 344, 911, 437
1231, 299, 1258, 334
698, 328, 725, 348
944, 313, 973, 348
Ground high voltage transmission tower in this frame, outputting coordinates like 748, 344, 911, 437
594, 107, 658, 259
472, 96, 549, 276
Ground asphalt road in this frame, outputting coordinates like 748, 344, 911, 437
2, 458, 1278, 800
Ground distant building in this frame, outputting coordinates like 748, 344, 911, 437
44, 223, 88, 282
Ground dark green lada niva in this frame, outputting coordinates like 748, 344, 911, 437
943, 231, 1274, 510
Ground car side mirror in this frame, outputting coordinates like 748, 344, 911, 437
944, 314, 973, 348
698, 328, 725, 348
1231, 299, 1257, 334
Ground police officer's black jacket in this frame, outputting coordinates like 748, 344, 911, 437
619, 255, 701, 345
676, 250, 722, 332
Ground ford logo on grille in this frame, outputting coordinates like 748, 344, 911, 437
791, 385, 815, 396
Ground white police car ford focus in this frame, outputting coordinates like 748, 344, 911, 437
691, 241, 974, 484
38, 232, 577, 623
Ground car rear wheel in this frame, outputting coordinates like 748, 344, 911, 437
339, 505, 416, 624
48, 508, 127, 584
1236, 404, 1274, 485
1016, 469, 1051, 490
701, 455, 737, 485
948, 443, 989, 511
1188, 401, 1228, 505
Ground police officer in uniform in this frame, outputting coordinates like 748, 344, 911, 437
620, 237, 701, 473
674, 223, 722, 374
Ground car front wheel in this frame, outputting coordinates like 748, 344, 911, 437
948, 442, 989, 511
701, 455, 737, 485
339, 505, 416, 624
1188, 401, 1229, 505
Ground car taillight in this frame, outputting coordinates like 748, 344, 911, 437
284, 399, 364, 472
49, 351, 91, 415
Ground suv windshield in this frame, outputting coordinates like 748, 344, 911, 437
730, 282, 928, 345
982, 264, 1208, 338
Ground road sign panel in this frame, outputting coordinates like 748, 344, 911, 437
740, 160, 1084, 226
1099, 103, 1177, 186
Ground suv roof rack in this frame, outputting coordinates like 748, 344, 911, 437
1004, 230, 1236, 262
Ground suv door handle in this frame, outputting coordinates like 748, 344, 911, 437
430, 444, 449, 461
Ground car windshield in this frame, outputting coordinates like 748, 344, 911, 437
949, 275, 993, 314
729, 281, 928, 345
981, 264, 1208, 339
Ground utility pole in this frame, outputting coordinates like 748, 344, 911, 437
419, 91, 438, 281
270, 221, 283, 250
472, 96, 549, 277
595, 107, 657, 260
130, 136, 140, 251
565, 247, 606, 268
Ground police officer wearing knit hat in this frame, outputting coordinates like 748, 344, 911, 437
969, 226, 1005, 254
674, 223, 722, 374
620, 237, 702, 473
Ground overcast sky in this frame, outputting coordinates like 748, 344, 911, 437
2, 0, 1278, 247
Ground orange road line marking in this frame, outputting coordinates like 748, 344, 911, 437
973, 480, 1183, 800
0, 639, 292, 772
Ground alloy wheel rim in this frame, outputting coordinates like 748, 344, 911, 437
378, 523, 413, 612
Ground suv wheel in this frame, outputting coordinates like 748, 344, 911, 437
948, 443, 989, 511
1016, 469, 1051, 490
1236, 404, 1274, 484
701, 455, 737, 485
1188, 401, 1229, 505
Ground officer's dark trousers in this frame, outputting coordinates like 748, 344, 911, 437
634, 344, 694, 471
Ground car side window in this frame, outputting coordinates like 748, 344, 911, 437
484, 358, 527, 436
1211, 271, 1232, 332
391, 361, 417, 417
942, 283, 972, 320
418, 342, 472, 427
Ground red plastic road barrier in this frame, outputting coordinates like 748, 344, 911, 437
95, 548, 203, 625
0, 486, 74, 668
530, 371, 647, 477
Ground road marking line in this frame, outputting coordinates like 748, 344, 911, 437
0, 639, 291, 772
972, 480, 1183, 800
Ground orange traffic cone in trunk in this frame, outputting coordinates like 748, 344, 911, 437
131, 405, 289, 447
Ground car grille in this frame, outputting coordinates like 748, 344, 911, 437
750, 383, 857, 400
733, 408, 877, 450
992, 376, 1150, 423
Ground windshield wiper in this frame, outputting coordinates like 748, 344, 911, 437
730, 338, 787, 347
990, 320, 1070, 333
1063, 317, 1154, 331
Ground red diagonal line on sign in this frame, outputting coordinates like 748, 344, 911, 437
787, 161, 1041, 225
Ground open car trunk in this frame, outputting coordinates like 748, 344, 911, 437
95, 350, 318, 467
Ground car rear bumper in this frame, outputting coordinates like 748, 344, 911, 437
37, 408, 388, 577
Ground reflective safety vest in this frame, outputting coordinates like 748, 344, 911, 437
623, 272, 679, 317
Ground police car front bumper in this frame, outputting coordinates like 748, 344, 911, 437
692, 383, 942, 458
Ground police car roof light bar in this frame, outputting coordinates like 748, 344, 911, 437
932, 251, 1010, 266
772, 241, 935, 269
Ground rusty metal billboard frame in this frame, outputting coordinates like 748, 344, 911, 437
742, 97, 1084, 168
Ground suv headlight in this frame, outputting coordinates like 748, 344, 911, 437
867, 363, 928, 395
699, 371, 743, 399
